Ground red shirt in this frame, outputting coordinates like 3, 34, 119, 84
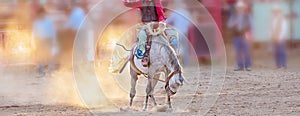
226, 0, 237, 4
123, 0, 165, 22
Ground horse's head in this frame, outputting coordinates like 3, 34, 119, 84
166, 70, 184, 96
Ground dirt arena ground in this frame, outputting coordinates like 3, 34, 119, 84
0, 48, 299, 116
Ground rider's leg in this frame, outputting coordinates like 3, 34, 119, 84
164, 28, 179, 52
137, 28, 150, 66
137, 29, 147, 59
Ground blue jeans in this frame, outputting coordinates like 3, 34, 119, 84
233, 36, 252, 68
171, 34, 189, 66
274, 42, 287, 68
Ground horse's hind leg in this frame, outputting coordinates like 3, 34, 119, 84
149, 74, 159, 106
143, 78, 151, 111
129, 67, 138, 107
143, 73, 158, 111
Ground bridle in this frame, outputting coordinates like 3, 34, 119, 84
165, 69, 181, 95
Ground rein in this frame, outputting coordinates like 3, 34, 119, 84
144, 69, 181, 84
165, 69, 181, 85
143, 74, 165, 83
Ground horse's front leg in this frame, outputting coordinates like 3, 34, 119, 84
143, 72, 159, 111
167, 95, 172, 109
164, 71, 172, 109
165, 83, 173, 109
130, 67, 138, 106
143, 78, 151, 111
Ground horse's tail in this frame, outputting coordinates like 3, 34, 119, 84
108, 43, 132, 73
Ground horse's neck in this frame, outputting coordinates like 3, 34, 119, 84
152, 37, 180, 73
166, 61, 180, 73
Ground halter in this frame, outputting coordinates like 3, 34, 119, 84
165, 69, 181, 95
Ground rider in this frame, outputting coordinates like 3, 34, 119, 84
123, 0, 175, 66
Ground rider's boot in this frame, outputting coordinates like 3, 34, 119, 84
142, 45, 151, 67
142, 57, 149, 67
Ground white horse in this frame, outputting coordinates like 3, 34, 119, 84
127, 29, 185, 111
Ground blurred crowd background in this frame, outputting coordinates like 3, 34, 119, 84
0, 0, 299, 75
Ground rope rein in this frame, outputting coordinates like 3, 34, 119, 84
116, 43, 131, 51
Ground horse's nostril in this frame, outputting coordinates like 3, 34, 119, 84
180, 78, 184, 82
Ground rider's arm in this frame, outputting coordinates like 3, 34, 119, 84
156, 6, 165, 22
154, 0, 166, 22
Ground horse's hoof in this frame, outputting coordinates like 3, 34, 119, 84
167, 108, 173, 112
129, 99, 133, 106
142, 105, 148, 111
142, 108, 146, 111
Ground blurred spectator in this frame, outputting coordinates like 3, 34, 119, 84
227, 1, 252, 71
188, 12, 211, 64
270, 5, 288, 69
61, 0, 87, 65
32, 7, 58, 77
225, 0, 237, 16
66, 0, 86, 31
31, 0, 41, 21
166, 3, 191, 66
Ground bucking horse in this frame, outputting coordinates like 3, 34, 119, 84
117, 22, 185, 111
